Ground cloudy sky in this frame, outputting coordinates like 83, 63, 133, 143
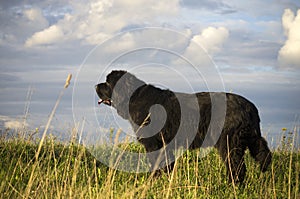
0, 0, 299, 146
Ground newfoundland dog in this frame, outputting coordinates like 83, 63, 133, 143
95, 70, 271, 183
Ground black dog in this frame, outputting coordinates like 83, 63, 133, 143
95, 70, 271, 183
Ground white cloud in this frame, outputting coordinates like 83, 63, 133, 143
278, 9, 300, 68
24, 7, 48, 25
0, 115, 28, 130
191, 27, 229, 54
4, 121, 24, 130
104, 32, 136, 53
0, 6, 49, 46
25, 0, 180, 47
25, 25, 64, 47
177, 26, 229, 66
85, 33, 110, 45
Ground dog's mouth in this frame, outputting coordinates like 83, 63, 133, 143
98, 98, 112, 106
95, 83, 112, 106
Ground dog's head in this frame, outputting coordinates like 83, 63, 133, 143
95, 70, 127, 106
95, 70, 146, 119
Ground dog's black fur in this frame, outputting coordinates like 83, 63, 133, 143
95, 70, 272, 183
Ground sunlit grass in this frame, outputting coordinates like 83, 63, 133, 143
0, 130, 299, 199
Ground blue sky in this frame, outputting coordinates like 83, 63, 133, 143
0, 0, 299, 147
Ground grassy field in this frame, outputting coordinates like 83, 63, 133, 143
0, 133, 299, 199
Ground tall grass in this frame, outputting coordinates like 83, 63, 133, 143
0, 132, 299, 199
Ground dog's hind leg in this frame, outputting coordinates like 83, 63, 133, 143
247, 134, 272, 172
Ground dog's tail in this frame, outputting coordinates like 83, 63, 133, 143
247, 125, 272, 172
